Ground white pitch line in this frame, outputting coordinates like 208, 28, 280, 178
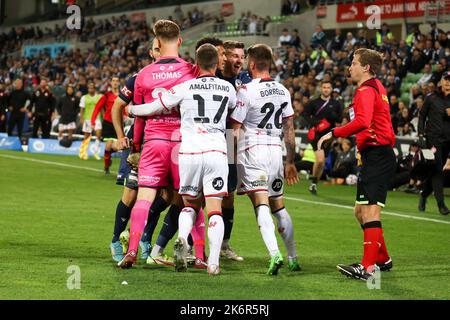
2, 152, 449, 225
0, 153, 114, 174
284, 196, 450, 225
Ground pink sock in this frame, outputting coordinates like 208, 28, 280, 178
191, 208, 205, 260
128, 200, 152, 253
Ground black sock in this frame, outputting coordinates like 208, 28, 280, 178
311, 177, 318, 184
112, 201, 132, 243
222, 206, 234, 241
187, 234, 193, 247
155, 204, 182, 248
141, 196, 169, 243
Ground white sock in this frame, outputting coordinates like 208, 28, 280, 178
150, 244, 163, 257
256, 205, 279, 257
94, 139, 100, 153
207, 214, 224, 266
178, 207, 196, 241
273, 208, 297, 259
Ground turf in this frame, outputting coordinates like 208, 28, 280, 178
0, 150, 449, 300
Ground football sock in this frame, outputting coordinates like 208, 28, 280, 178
141, 196, 168, 243
311, 177, 318, 184
94, 138, 100, 154
361, 221, 382, 270
128, 200, 152, 253
178, 207, 196, 240
255, 204, 279, 257
207, 212, 224, 266
104, 150, 111, 169
155, 204, 182, 249
222, 206, 234, 242
150, 244, 163, 257
191, 208, 206, 260
377, 229, 390, 264
112, 200, 132, 243
272, 207, 296, 259
79, 136, 91, 158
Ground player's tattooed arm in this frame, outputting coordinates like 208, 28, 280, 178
283, 117, 296, 164
283, 117, 299, 185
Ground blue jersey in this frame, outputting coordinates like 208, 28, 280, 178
119, 74, 137, 139
216, 70, 252, 89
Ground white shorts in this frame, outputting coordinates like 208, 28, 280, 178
82, 119, 102, 133
58, 122, 76, 131
237, 144, 284, 197
178, 151, 228, 199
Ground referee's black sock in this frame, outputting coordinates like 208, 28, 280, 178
222, 206, 235, 244
141, 196, 169, 243
155, 204, 182, 248
310, 177, 318, 184
112, 200, 132, 243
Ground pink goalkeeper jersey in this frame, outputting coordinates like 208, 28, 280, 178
133, 56, 199, 143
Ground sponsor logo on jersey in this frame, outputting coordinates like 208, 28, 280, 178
139, 175, 161, 184
121, 86, 132, 98
250, 179, 267, 188
212, 177, 224, 191
272, 179, 283, 192
180, 185, 199, 193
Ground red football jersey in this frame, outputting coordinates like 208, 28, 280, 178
91, 91, 118, 124
333, 78, 395, 151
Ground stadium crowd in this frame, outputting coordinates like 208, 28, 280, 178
0, 9, 449, 193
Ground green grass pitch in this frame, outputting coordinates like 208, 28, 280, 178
1, 150, 449, 300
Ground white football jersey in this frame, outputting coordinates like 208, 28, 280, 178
230, 78, 294, 150
159, 76, 236, 153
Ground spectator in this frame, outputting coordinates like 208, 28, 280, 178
290, 29, 302, 49
432, 40, 445, 64
248, 15, 258, 35
330, 28, 344, 53
311, 25, 326, 48
409, 48, 426, 73
418, 63, 433, 86
279, 28, 292, 47
7, 79, 30, 140
30, 79, 55, 139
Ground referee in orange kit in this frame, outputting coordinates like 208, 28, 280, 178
318, 48, 396, 281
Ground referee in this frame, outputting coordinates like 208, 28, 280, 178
318, 48, 396, 281
417, 71, 450, 215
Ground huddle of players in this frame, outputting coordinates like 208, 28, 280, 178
109, 19, 301, 276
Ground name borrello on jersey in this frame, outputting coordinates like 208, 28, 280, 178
230, 79, 294, 151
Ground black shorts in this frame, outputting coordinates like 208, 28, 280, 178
356, 145, 396, 207
227, 163, 237, 193
102, 120, 117, 141
311, 130, 332, 152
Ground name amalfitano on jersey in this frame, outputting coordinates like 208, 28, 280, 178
189, 83, 230, 92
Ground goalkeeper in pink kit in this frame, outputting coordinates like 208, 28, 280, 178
118, 20, 203, 268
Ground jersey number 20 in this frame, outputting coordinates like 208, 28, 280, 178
258, 102, 288, 129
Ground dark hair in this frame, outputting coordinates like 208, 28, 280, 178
223, 40, 245, 51
196, 44, 218, 70
354, 48, 383, 76
321, 80, 333, 87
247, 44, 273, 72
195, 37, 223, 50
153, 19, 180, 42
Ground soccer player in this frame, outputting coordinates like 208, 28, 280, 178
91, 76, 121, 173
230, 44, 301, 275
79, 82, 102, 160
318, 48, 396, 281
128, 44, 237, 275
303, 80, 342, 195
217, 40, 252, 261
117, 20, 200, 269
109, 40, 172, 263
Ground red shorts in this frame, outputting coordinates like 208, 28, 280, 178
138, 139, 180, 189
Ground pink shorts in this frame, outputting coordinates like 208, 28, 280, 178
138, 139, 180, 189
